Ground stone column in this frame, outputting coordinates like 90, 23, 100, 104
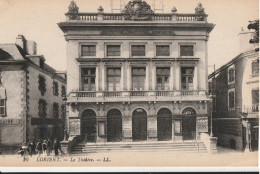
102, 64, 107, 91
96, 65, 99, 91
121, 63, 125, 90
152, 64, 156, 90
127, 63, 132, 90
170, 65, 174, 90
147, 115, 157, 141
194, 65, 198, 90
122, 115, 132, 142
175, 64, 180, 90
145, 65, 150, 90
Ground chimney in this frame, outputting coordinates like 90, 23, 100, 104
15, 35, 26, 51
238, 30, 255, 53
26, 40, 37, 55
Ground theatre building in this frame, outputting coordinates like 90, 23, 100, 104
58, 0, 215, 145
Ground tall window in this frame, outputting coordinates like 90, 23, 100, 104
228, 65, 235, 84
132, 67, 146, 90
252, 61, 259, 77
81, 45, 96, 56
252, 89, 259, 112
180, 45, 194, 56
38, 75, 46, 96
107, 68, 121, 91
181, 67, 194, 90
81, 68, 96, 91
107, 45, 120, 56
156, 45, 170, 56
228, 89, 235, 110
157, 67, 170, 90
53, 102, 59, 119
53, 81, 59, 96
131, 45, 145, 56
0, 98, 6, 117
61, 85, 66, 97
38, 99, 47, 118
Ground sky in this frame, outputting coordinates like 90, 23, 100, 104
0, 0, 259, 73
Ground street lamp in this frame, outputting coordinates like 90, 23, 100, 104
62, 95, 67, 141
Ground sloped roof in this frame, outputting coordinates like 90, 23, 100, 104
0, 44, 26, 60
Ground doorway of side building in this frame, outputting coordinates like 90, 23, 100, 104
182, 107, 196, 140
81, 109, 97, 142
107, 109, 122, 142
132, 108, 147, 141
157, 108, 172, 141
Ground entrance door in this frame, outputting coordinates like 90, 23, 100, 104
157, 108, 172, 141
107, 109, 122, 142
81, 109, 97, 142
182, 116, 196, 140
132, 108, 147, 141
182, 107, 196, 140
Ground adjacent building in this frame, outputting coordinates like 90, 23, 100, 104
209, 30, 259, 151
58, 0, 215, 144
0, 35, 66, 153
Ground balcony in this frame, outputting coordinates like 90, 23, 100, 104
68, 90, 209, 103
66, 12, 208, 23
242, 104, 259, 118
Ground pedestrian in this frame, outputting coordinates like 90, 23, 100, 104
42, 140, 47, 155
53, 138, 60, 156
27, 141, 34, 157
32, 139, 36, 155
47, 138, 52, 156
18, 147, 25, 157
36, 140, 42, 156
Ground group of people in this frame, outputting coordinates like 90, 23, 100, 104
19, 138, 61, 157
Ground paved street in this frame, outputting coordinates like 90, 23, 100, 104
0, 147, 258, 167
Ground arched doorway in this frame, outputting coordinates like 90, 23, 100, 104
182, 107, 196, 140
132, 108, 147, 141
157, 108, 172, 141
81, 109, 97, 142
107, 109, 122, 142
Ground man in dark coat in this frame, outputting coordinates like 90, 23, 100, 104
27, 141, 34, 156
36, 140, 42, 156
53, 138, 60, 156
47, 138, 52, 156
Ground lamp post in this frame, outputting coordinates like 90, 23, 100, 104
62, 96, 67, 141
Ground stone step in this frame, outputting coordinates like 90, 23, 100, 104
71, 142, 207, 154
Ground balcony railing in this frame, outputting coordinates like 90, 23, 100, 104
243, 104, 259, 113
70, 90, 207, 99
66, 13, 208, 22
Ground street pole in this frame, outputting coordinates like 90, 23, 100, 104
62, 96, 67, 141
209, 64, 216, 137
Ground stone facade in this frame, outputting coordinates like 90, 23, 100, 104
0, 35, 66, 152
59, 0, 214, 143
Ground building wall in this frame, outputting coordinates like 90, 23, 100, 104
242, 51, 259, 112
67, 38, 207, 93
0, 65, 26, 146
212, 50, 259, 151
69, 101, 208, 142
27, 64, 66, 141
